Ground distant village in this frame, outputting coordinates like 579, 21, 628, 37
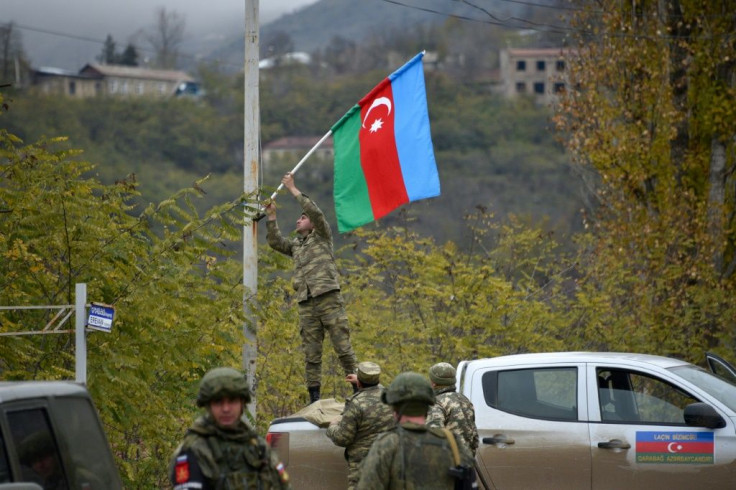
9, 47, 572, 158
17, 47, 571, 106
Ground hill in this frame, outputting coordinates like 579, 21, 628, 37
207, 0, 556, 72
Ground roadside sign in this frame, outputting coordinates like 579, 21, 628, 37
87, 303, 115, 333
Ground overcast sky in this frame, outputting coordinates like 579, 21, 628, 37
3, 0, 319, 69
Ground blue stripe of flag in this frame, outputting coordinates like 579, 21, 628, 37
388, 52, 440, 202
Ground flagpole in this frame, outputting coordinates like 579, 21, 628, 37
253, 130, 332, 221
243, 0, 259, 421
267, 130, 333, 201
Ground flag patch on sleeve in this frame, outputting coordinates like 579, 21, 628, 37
175, 455, 191, 483
276, 461, 289, 483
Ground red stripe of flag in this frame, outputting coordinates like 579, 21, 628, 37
358, 78, 409, 220
637, 441, 714, 454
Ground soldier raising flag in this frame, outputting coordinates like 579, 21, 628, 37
264, 172, 358, 405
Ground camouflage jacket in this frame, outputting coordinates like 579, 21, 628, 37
169, 414, 291, 490
325, 385, 395, 463
426, 386, 479, 455
266, 194, 340, 302
355, 421, 475, 490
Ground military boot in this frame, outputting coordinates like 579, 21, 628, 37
308, 385, 320, 404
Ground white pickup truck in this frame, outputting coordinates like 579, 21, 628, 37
267, 351, 736, 490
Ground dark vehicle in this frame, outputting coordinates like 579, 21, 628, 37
0, 381, 122, 489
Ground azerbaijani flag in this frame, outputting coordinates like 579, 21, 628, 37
331, 51, 440, 233
636, 431, 714, 464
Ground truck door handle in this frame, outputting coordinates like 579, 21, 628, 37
597, 439, 631, 449
483, 434, 515, 445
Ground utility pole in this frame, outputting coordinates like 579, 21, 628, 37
243, 0, 259, 421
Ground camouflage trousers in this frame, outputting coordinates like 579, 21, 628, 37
347, 459, 362, 490
298, 290, 357, 387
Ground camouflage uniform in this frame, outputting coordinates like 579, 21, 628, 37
356, 371, 476, 490
326, 362, 395, 490
356, 422, 475, 490
170, 414, 290, 490
427, 387, 480, 456
267, 193, 357, 389
426, 362, 479, 456
169, 367, 291, 490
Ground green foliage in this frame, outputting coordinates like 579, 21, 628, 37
0, 100, 251, 486
254, 209, 577, 431
555, 0, 736, 360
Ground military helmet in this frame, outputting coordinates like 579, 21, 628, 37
197, 367, 251, 407
19, 431, 55, 465
381, 371, 435, 406
429, 362, 456, 386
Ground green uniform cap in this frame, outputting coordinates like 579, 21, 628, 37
429, 362, 456, 386
357, 361, 381, 384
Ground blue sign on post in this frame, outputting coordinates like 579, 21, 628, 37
87, 303, 115, 333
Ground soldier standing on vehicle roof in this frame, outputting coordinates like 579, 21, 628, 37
426, 362, 480, 456
356, 372, 477, 490
326, 361, 396, 490
265, 172, 358, 405
169, 367, 291, 490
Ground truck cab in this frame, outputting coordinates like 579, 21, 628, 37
0, 381, 122, 489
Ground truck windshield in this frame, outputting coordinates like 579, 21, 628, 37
669, 365, 736, 413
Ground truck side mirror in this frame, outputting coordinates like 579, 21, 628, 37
683, 402, 726, 429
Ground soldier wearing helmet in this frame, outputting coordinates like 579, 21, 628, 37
356, 372, 476, 490
326, 362, 395, 490
426, 362, 479, 456
169, 367, 291, 490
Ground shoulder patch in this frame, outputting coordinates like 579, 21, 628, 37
276, 461, 290, 483
175, 454, 190, 483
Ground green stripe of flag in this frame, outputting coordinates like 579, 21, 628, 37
332, 104, 374, 232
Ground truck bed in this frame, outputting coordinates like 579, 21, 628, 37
267, 416, 348, 489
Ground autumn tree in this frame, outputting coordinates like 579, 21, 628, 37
0, 93, 254, 486
254, 209, 578, 427
146, 7, 186, 69
555, 0, 736, 359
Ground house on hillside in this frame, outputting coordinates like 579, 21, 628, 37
31, 64, 200, 98
262, 135, 334, 166
499, 48, 574, 105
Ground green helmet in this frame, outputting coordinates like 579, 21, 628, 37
19, 431, 55, 465
381, 372, 435, 407
197, 367, 251, 407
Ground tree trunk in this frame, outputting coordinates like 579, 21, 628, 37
662, 0, 690, 181
708, 138, 726, 273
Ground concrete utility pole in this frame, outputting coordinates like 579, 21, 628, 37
243, 0, 259, 421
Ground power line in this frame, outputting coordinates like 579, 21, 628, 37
9, 22, 244, 71
377, 0, 736, 42
378, 0, 571, 34
495, 0, 600, 13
